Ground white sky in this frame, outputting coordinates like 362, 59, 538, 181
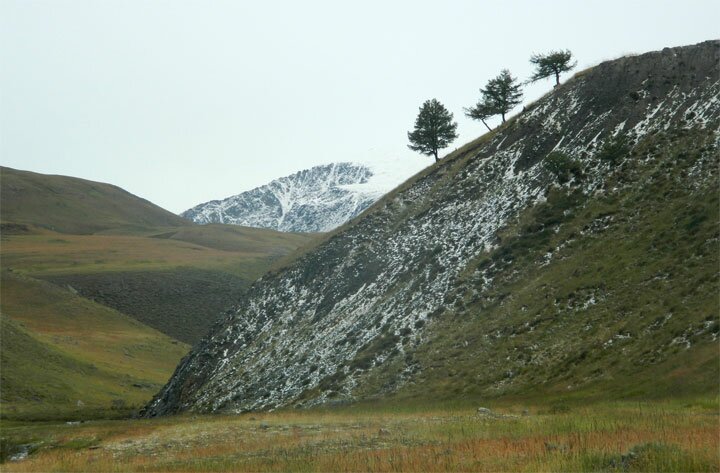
1, 0, 718, 213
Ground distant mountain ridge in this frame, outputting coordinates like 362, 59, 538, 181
182, 161, 426, 233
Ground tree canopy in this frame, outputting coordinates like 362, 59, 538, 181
480, 69, 523, 123
529, 50, 577, 86
407, 99, 458, 162
464, 98, 495, 132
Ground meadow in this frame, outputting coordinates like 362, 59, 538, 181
0, 272, 189, 420
1, 225, 313, 279
1, 399, 718, 472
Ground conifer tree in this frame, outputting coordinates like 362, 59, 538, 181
529, 50, 577, 86
464, 98, 495, 132
407, 99, 458, 162
481, 69, 523, 123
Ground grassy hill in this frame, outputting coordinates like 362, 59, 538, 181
149, 224, 318, 254
0, 271, 189, 420
0, 168, 317, 419
1, 228, 310, 279
0, 167, 189, 235
1, 227, 313, 344
0, 226, 313, 419
0, 166, 315, 344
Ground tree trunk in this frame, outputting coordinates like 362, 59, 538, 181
481, 119, 492, 132
501, 112, 506, 123
433, 150, 438, 162
555, 71, 560, 86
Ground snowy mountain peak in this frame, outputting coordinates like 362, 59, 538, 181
182, 159, 430, 233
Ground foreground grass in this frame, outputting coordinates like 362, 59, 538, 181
1, 400, 718, 472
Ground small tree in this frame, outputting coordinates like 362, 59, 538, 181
464, 98, 495, 132
407, 98, 458, 162
481, 70, 523, 123
529, 50, 577, 86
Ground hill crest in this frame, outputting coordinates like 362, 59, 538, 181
1, 166, 189, 234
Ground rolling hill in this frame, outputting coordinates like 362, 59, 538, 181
0, 167, 189, 235
0, 166, 315, 344
0, 168, 316, 419
0, 271, 189, 419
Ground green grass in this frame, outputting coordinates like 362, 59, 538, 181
36, 268, 249, 344
0, 169, 316, 415
0, 399, 717, 471
0, 166, 315, 279
0, 166, 189, 235
1, 230, 311, 279
0, 271, 189, 420
146, 224, 316, 254
0, 224, 314, 344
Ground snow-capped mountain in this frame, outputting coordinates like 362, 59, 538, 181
182, 159, 431, 233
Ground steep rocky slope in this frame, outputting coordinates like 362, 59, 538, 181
146, 41, 719, 415
182, 160, 429, 232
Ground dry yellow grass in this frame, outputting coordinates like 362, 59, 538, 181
2, 401, 718, 472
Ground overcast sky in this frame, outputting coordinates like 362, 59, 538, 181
1, 1, 718, 213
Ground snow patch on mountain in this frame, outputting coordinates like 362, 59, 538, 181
341, 155, 433, 197
182, 158, 431, 233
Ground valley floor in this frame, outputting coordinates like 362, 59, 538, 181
1, 399, 718, 472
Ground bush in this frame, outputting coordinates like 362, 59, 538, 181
596, 134, 630, 165
543, 151, 582, 183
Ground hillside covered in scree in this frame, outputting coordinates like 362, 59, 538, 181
146, 40, 720, 416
